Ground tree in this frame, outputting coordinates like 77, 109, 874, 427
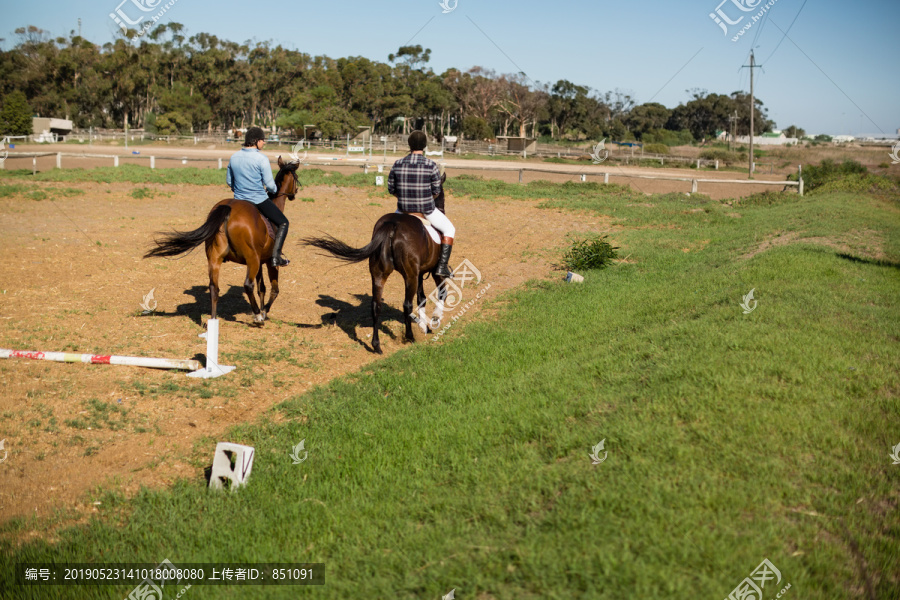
783, 125, 805, 139
0, 90, 33, 135
624, 102, 671, 140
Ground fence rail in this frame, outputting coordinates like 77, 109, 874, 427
1, 150, 802, 196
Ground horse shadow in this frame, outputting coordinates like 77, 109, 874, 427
137, 285, 250, 327
310, 293, 408, 353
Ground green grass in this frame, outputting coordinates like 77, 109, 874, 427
1, 180, 898, 599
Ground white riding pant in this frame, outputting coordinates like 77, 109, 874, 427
424, 209, 455, 239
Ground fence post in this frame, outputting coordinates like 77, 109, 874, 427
32, 157, 36, 176
56, 152, 61, 169
518, 169, 523, 184
799, 178, 804, 196
604, 173, 609, 184
150, 156, 155, 169
715, 160, 719, 170
580, 174, 586, 182
114, 156, 119, 167
218, 158, 222, 169
691, 179, 698, 193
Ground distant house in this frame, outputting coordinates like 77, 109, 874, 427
735, 132, 798, 146
32, 117, 73, 142
832, 135, 855, 144
715, 130, 727, 141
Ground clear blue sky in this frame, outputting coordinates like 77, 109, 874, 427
1, 0, 897, 136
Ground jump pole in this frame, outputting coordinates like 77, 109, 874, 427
188, 318, 234, 379
0, 349, 199, 371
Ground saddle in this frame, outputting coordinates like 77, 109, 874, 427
399, 211, 440, 244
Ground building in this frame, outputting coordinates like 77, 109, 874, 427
32, 117, 73, 142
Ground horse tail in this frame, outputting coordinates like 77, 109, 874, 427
303, 221, 396, 265
144, 205, 231, 259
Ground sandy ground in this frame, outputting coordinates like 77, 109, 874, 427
0, 176, 609, 529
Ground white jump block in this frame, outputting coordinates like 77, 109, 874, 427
189, 318, 235, 378
209, 442, 255, 491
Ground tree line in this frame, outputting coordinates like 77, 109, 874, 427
0, 24, 797, 144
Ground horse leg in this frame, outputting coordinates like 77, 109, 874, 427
414, 274, 430, 334
206, 236, 228, 322
243, 257, 265, 324
208, 259, 221, 321
402, 275, 418, 343
430, 274, 447, 329
256, 268, 267, 321
371, 273, 387, 354
263, 263, 279, 317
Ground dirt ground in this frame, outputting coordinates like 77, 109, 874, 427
0, 176, 612, 530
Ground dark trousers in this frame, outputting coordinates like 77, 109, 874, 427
256, 199, 289, 227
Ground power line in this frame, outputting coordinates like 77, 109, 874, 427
763, 0, 809, 63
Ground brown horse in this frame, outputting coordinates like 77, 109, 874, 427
303, 174, 448, 353
144, 156, 300, 324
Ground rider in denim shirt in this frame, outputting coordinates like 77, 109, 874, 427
226, 127, 290, 267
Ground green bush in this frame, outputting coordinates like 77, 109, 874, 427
642, 143, 669, 155
0, 90, 32, 136
642, 128, 693, 146
699, 148, 743, 165
811, 173, 899, 197
734, 190, 801, 207
562, 235, 619, 271
787, 159, 868, 192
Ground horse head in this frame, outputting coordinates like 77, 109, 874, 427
275, 155, 301, 200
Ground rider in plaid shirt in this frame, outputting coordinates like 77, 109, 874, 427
388, 131, 455, 278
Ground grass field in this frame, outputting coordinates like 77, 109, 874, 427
1, 169, 898, 599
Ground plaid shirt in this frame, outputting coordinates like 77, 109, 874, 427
388, 153, 442, 213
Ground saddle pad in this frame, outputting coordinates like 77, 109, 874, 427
261, 214, 275, 240
399, 211, 440, 244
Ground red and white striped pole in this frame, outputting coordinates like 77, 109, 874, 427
1, 349, 199, 371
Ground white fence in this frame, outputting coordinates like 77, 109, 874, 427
1, 150, 802, 196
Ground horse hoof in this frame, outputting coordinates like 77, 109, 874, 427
253, 313, 266, 324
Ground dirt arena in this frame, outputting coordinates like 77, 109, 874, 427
0, 172, 612, 530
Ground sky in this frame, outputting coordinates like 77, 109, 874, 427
1, 0, 897, 137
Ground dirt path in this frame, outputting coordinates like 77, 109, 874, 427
0, 178, 607, 526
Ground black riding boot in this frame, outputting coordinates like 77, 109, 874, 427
271, 223, 290, 268
434, 237, 453, 278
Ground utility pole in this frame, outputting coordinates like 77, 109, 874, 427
728, 110, 738, 153
742, 50, 762, 179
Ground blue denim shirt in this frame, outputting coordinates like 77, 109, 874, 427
226, 148, 277, 204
